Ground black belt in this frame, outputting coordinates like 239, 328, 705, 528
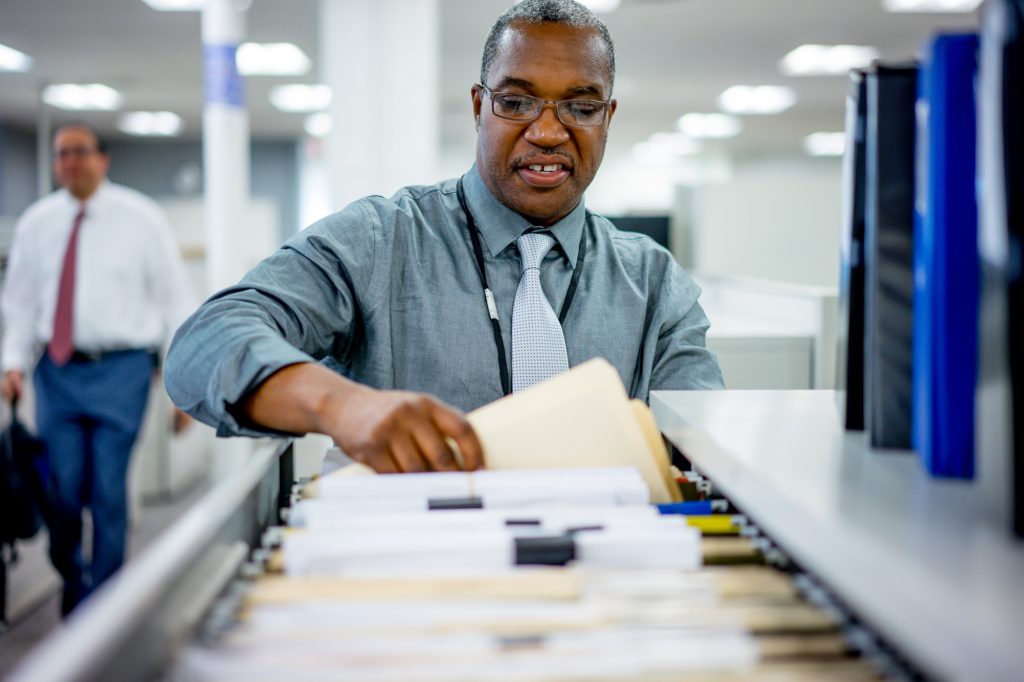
67, 348, 156, 364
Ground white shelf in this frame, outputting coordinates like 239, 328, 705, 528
651, 390, 1024, 682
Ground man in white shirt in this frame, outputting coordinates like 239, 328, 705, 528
0, 122, 195, 615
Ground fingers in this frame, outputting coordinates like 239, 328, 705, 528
430, 402, 485, 471
388, 432, 429, 473
356, 447, 399, 474
408, 414, 460, 472
172, 409, 193, 434
2, 372, 22, 402
333, 389, 484, 474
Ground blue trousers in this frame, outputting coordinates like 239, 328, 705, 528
34, 350, 153, 615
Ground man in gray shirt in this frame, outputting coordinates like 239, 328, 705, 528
165, 0, 723, 474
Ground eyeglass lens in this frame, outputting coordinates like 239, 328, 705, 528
490, 93, 606, 127
54, 147, 97, 160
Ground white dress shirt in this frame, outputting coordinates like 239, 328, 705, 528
1, 181, 195, 372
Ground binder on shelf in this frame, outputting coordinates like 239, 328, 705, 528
863, 63, 919, 450
977, 0, 1024, 536
1007, 0, 1024, 539
912, 33, 980, 479
836, 70, 869, 432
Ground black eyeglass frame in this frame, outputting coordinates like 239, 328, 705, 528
478, 84, 612, 128
53, 146, 102, 160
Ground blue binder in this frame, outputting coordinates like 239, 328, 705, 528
912, 33, 980, 478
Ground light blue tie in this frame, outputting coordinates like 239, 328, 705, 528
512, 232, 569, 392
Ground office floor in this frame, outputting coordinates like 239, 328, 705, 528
0, 480, 210, 677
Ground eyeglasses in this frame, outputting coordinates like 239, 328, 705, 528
479, 85, 610, 127
53, 146, 99, 160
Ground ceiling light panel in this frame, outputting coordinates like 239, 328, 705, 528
270, 84, 331, 112
0, 43, 33, 72
118, 111, 183, 136
718, 85, 797, 114
140, 0, 208, 10
803, 132, 846, 156
677, 113, 742, 138
882, 0, 983, 12
43, 83, 123, 111
632, 132, 702, 164
237, 42, 311, 76
305, 112, 332, 138
780, 44, 880, 76
579, 0, 622, 11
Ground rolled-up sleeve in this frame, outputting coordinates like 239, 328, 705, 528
650, 266, 725, 390
164, 200, 379, 436
0, 214, 41, 373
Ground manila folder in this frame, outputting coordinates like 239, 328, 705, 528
467, 358, 681, 504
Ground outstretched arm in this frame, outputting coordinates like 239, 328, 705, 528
240, 362, 484, 473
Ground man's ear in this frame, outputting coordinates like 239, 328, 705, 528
471, 84, 484, 131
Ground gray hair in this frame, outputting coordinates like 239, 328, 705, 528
480, 0, 616, 93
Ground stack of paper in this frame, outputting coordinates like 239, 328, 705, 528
283, 504, 702, 575
311, 466, 651, 512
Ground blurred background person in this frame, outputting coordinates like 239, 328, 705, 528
0, 122, 195, 616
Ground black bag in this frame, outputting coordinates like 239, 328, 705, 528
0, 398, 50, 624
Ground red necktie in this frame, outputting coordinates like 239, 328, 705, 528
48, 208, 85, 366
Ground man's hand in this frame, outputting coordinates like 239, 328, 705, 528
2, 370, 24, 402
171, 408, 192, 434
318, 386, 484, 473
242, 363, 485, 474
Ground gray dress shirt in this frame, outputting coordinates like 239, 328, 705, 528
164, 165, 723, 437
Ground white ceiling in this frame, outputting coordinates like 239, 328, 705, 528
0, 0, 980, 161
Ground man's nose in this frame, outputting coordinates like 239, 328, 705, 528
524, 105, 570, 147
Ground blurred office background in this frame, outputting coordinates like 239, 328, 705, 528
0, 0, 981, 395
0, 0, 985, 664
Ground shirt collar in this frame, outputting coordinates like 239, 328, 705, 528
462, 163, 585, 268
59, 179, 108, 213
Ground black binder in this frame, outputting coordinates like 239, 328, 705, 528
979, 0, 1024, 536
836, 70, 868, 431
863, 64, 918, 450
1008, 1, 1024, 539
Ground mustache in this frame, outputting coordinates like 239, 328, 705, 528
511, 151, 574, 170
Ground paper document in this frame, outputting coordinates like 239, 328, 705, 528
282, 524, 701, 575
468, 359, 680, 503
314, 465, 650, 510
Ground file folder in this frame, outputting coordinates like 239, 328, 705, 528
863, 63, 918, 450
469, 359, 681, 503
912, 33, 979, 478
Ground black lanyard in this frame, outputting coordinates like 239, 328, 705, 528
456, 177, 587, 396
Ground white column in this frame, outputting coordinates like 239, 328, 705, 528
320, 0, 440, 211
36, 88, 52, 199
202, 0, 250, 294
202, 0, 255, 474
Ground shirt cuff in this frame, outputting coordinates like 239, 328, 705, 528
210, 338, 316, 438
